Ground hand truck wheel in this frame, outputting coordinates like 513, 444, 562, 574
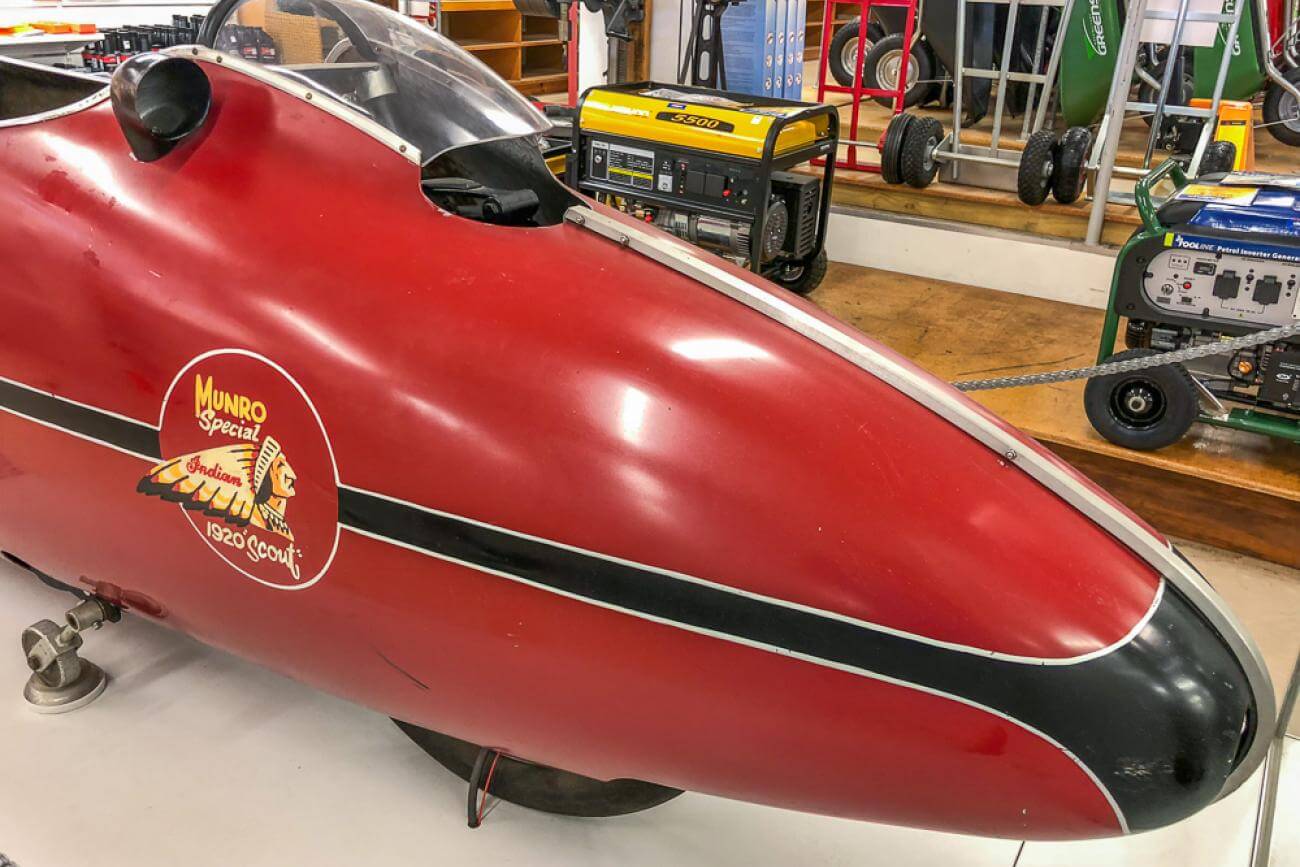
1016, 129, 1058, 206
899, 117, 943, 189
1083, 349, 1200, 451
1262, 67, 1300, 147
1051, 126, 1092, 205
881, 113, 914, 185
861, 34, 934, 109
828, 18, 886, 87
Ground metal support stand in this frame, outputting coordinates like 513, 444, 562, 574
681, 0, 744, 88
466, 747, 502, 829
1250, 646, 1299, 867
20, 597, 120, 714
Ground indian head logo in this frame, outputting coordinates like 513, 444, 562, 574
139, 350, 339, 590
138, 437, 298, 540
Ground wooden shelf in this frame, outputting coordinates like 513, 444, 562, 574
440, 0, 566, 95
805, 0, 856, 63
459, 37, 518, 51
441, 0, 517, 10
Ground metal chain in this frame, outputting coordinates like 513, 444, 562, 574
953, 321, 1300, 392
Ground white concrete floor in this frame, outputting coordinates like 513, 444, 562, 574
0, 546, 1295, 867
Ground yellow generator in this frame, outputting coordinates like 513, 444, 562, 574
572, 83, 839, 295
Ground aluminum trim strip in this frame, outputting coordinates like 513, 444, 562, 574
563, 203, 1277, 800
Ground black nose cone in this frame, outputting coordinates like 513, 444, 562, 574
1067, 583, 1257, 832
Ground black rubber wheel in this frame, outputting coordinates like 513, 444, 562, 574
771, 249, 829, 295
880, 112, 914, 185
828, 18, 887, 87
899, 116, 943, 188
861, 34, 933, 108
918, 43, 944, 105
1017, 129, 1058, 206
1083, 348, 1200, 451
1051, 126, 1092, 205
1198, 139, 1237, 177
393, 720, 684, 818
1263, 68, 1300, 147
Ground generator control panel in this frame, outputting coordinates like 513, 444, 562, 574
1141, 247, 1300, 328
586, 136, 765, 219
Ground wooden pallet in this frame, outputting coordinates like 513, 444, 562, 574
812, 261, 1300, 569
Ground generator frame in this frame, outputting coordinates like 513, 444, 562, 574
1096, 160, 1300, 444
569, 81, 839, 281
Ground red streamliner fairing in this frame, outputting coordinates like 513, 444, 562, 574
0, 0, 1274, 842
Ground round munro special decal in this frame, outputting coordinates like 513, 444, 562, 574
137, 350, 339, 589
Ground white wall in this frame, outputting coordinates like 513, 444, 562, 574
825, 209, 1119, 310
648, 0, 687, 81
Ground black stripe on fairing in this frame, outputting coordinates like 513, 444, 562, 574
0, 379, 161, 459
339, 487, 1256, 833
0, 380, 1256, 833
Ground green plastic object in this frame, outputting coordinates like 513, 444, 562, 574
1193, 0, 1267, 100
1096, 160, 1300, 445
1058, 0, 1122, 126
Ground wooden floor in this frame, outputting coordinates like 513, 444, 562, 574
811, 261, 1300, 569
804, 66, 1300, 245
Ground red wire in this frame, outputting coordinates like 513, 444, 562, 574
477, 752, 502, 825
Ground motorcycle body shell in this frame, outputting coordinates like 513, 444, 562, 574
0, 50, 1273, 841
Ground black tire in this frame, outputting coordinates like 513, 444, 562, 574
1017, 129, 1058, 206
917, 42, 943, 105
1051, 126, 1092, 205
393, 720, 684, 818
1263, 68, 1300, 147
861, 34, 933, 108
880, 112, 914, 185
900, 116, 943, 188
1198, 139, 1237, 177
1083, 348, 1200, 450
771, 249, 829, 295
828, 19, 887, 87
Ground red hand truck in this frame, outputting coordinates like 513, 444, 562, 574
814, 0, 919, 172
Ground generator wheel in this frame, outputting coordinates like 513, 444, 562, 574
393, 720, 684, 818
771, 250, 828, 296
1051, 126, 1092, 205
1262, 68, 1300, 147
1198, 140, 1237, 177
1017, 130, 1057, 206
861, 35, 933, 108
880, 113, 914, 185
828, 18, 887, 87
900, 117, 943, 188
1083, 349, 1200, 451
